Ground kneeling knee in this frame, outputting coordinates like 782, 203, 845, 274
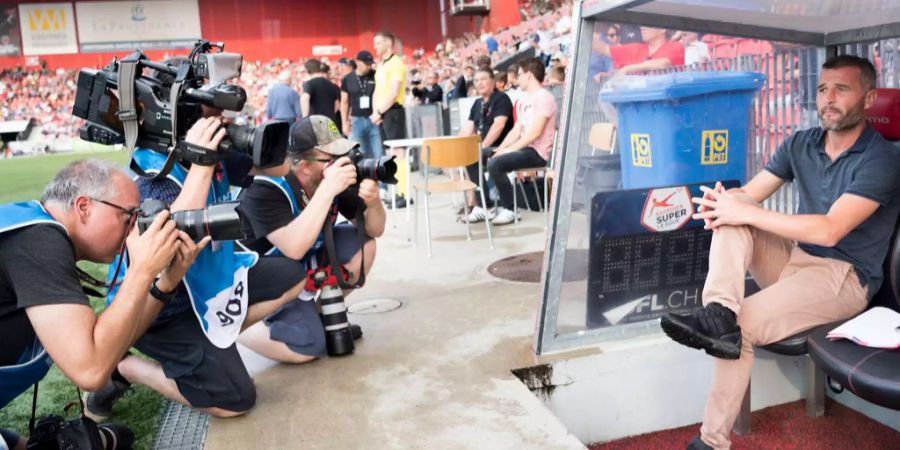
206, 407, 250, 418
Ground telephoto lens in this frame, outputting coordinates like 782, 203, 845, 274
319, 284, 355, 356
136, 199, 245, 241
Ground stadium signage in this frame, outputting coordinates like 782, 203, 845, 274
75, 0, 201, 52
18, 3, 78, 55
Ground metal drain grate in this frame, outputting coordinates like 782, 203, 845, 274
151, 400, 210, 450
487, 250, 589, 283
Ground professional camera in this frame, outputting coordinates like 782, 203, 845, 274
27, 415, 134, 450
72, 40, 289, 176
348, 148, 399, 185
137, 199, 245, 242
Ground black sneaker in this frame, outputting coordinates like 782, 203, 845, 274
83, 378, 131, 422
660, 302, 742, 359
350, 323, 363, 340
686, 435, 713, 450
97, 423, 135, 450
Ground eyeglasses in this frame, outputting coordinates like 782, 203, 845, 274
90, 197, 139, 221
306, 157, 335, 164
607, 33, 618, 38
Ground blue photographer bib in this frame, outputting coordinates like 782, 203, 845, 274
0, 201, 59, 408
107, 149, 259, 349
252, 175, 325, 261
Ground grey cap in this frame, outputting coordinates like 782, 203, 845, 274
288, 115, 358, 157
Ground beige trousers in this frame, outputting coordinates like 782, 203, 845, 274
699, 224, 868, 449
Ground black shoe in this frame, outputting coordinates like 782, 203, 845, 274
349, 323, 363, 340
97, 423, 135, 450
660, 302, 742, 359
686, 435, 713, 450
83, 378, 131, 422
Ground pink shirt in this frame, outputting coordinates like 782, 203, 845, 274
516, 88, 557, 161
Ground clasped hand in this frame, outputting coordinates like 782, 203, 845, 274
691, 181, 755, 230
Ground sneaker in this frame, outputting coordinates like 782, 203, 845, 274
685, 435, 713, 450
660, 302, 742, 359
84, 378, 131, 422
491, 207, 519, 226
465, 206, 495, 223
350, 323, 363, 340
97, 423, 135, 450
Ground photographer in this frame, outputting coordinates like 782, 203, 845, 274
0, 159, 200, 449
86, 114, 308, 419
236, 115, 385, 362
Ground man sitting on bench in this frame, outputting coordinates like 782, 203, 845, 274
661, 55, 900, 450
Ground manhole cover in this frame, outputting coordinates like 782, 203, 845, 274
487, 250, 588, 283
348, 298, 404, 314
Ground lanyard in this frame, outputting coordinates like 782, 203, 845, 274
356, 74, 369, 94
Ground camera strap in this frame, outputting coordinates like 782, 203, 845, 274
176, 140, 221, 166
322, 205, 367, 290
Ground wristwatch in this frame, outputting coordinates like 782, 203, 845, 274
149, 281, 177, 304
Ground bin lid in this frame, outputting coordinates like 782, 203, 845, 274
600, 71, 766, 103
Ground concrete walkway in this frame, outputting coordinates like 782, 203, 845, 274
205, 194, 584, 449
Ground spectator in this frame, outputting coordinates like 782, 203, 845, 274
457, 67, 514, 221
266, 70, 301, 122
602, 26, 685, 74
506, 64, 520, 90
340, 50, 382, 159
547, 65, 566, 86
336, 57, 356, 79
679, 31, 710, 66
450, 65, 475, 100
495, 71, 508, 92
488, 57, 557, 226
590, 24, 616, 82
411, 71, 444, 105
301, 59, 341, 123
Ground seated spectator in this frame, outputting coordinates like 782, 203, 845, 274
596, 26, 685, 74
485, 57, 556, 226
546, 65, 566, 86
456, 67, 514, 220
677, 31, 710, 66
495, 71, 508, 92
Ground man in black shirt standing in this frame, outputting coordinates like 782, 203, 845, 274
340, 50, 383, 159
457, 67, 514, 222
236, 116, 385, 363
301, 59, 341, 123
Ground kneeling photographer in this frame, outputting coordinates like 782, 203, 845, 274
0, 159, 202, 450
236, 115, 389, 362
73, 42, 308, 420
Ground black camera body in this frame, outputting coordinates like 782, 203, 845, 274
137, 199, 245, 242
72, 40, 288, 172
27, 415, 102, 450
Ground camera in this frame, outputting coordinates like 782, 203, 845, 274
307, 267, 355, 356
137, 199, 245, 242
347, 148, 399, 185
27, 415, 134, 450
72, 40, 289, 172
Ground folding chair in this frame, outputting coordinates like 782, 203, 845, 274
413, 135, 494, 256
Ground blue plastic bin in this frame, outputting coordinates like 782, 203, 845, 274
600, 71, 765, 189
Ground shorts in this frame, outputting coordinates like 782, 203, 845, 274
1, 428, 21, 448
135, 255, 306, 411
380, 105, 407, 142
267, 222, 371, 356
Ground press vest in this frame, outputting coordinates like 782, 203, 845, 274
107, 149, 259, 349
0, 201, 60, 408
251, 175, 326, 262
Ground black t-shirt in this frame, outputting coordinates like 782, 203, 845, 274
237, 175, 364, 255
467, 90, 514, 145
341, 72, 376, 117
412, 84, 444, 105
0, 224, 89, 365
303, 77, 341, 123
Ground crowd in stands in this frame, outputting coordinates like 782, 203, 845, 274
0, 66, 81, 141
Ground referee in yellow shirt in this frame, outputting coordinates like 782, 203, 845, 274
371, 30, 409, 207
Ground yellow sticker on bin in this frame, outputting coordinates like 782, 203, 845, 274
631, 133, 652, 168
701, 130, 728, 165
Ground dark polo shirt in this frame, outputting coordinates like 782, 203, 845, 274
765, 125, 900, 299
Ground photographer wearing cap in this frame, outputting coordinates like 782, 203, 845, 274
85, 111, 308, 421
0, 159, 201, 449
236, 115, 385, 362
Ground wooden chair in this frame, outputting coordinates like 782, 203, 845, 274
589, 122, 617, 154
413, 135, 494, 256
